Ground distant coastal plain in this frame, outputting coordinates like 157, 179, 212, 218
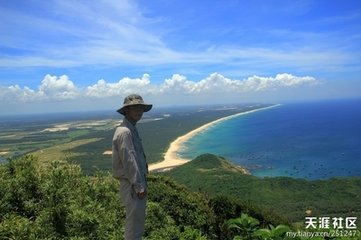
0, 103, 271, 174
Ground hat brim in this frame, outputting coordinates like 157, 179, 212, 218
117, 104, 153, 115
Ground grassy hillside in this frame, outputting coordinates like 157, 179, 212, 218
166, 154, 361, 225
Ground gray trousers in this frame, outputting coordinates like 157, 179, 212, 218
120, 179, 147, 240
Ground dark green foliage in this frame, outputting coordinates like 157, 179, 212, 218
147, 175, 215, 234
227, 214, 294, 240
2, 155, 360, 239
227, 213, 260, 240
0, 156, 213, 239
227, 214, 361, 240
0, 156, 42, 220
253, 224, 292, 240
209, 195, 287, 239
167, 154, 361, 225
0, 156, 126, 239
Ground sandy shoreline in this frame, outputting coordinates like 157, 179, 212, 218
148, 104, 281, 172
0, 151, 10, 156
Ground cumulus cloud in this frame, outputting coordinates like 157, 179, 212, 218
0, 85, 38, 103
0, 74, 79, 103
159, 74, 197, 94
157, 72, 317, 95
0, 73, 318, 104
242, 73, 317, 91
86, 74, 151, 97
39, 75, 79, 100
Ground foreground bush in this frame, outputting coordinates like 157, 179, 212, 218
0, 156, 213, 239
0, 156, 124, 239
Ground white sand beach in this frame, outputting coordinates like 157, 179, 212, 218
148, 104, 281, 172
103, 150, 112, 155
41, 124, 70, 132
0, 151, 10, 156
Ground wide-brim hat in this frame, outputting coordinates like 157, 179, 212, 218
117, 94, 152, 115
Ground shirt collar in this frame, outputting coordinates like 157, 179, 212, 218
122, 117, 136, 131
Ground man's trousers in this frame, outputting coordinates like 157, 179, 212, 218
120, 179, 147, 240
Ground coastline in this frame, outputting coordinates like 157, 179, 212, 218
149, 104, 281, 172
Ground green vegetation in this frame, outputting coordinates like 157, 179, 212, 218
227, 213, 264, 239
0, 126, 94, 158
227, 213, 361, 240
1, 155, 210, 239
0, 155, 274, 239
1, 155, 360, 239
32, 138, 103, 163
166, 154, 361, 225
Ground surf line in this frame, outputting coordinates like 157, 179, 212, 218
148, 104, 281, 172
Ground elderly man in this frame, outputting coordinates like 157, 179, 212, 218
112, 94, 152, 240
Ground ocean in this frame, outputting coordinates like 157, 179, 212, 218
179, 99, 361, 180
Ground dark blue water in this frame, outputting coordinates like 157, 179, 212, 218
179, 99, 361, 179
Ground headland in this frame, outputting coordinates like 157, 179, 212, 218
149, 104, 281, 172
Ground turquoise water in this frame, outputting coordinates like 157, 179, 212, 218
179, 99, 361, 179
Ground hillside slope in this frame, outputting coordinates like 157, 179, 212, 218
0, 155, 286, 240
2, 154, 360, 239
166, 154, 361, 224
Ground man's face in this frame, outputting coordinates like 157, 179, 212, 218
126, 105, 144, 123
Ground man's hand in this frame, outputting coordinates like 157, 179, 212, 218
137, 189, 147, 199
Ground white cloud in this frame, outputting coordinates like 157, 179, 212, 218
0, 74, 78, 102
0, 85, 38, 103
39, 75, 79, 100
86, 74, 152, 97
242, 73, 317, 91
157, 72, 317, 95
0, 72, 318, 105
159, 74, 197, 94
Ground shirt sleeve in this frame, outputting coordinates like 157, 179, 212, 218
117, 131, 146, 193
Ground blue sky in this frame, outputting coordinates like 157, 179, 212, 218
0, 0, 360, 114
